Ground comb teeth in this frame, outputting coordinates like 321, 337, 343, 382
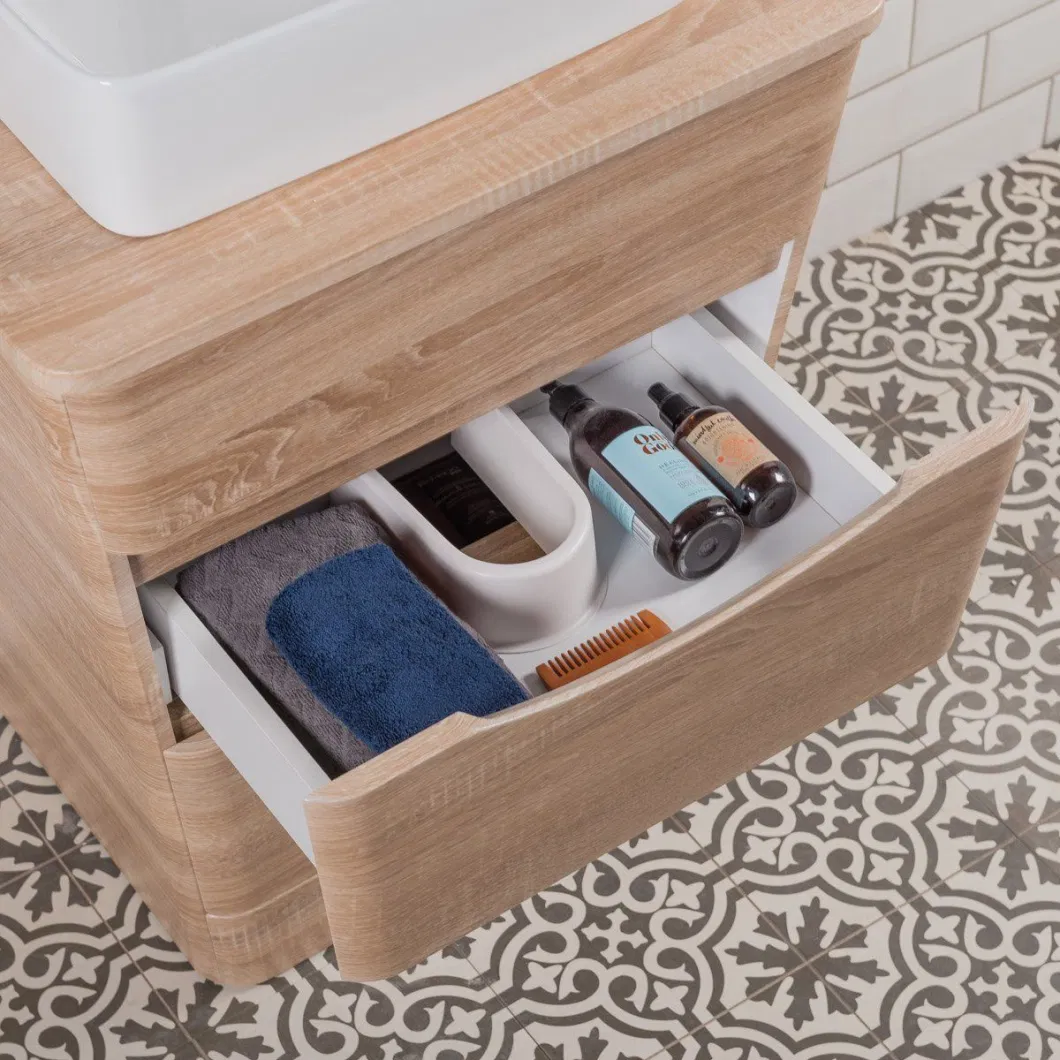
536, 610, 672, 691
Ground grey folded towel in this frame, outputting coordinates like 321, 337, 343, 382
178, 503, 386, 774
178, 500, 522, 776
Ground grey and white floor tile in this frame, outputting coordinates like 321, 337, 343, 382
786, 142, 1060, 489
878, 566, 1060, 903
685, 702, 1033, 959
0, 858, 200, 1059
775, 338, 922, 479
663, 988, 893, 1059
937, 142, 1060, 285
58, 834, 540, 1060
789, 244, 1030, 397
0, 715, 92, 859
862, 844, 1060, 1060
459, 819, 793, 1059
0, 781, 57, 893
886, 348, 1060, 573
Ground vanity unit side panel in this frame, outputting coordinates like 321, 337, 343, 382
0, 358, 221, 980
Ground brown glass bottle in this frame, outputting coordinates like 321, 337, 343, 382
543, 382, 742, 580
648, 384, 797, 529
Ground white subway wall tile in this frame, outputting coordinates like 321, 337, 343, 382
897, 82, 1051, 214
1049, 76, 1060, 142
808, 156, 900, 259
912, 0, 1052, 64
983, 0, 1060, 105
828, 38, 985, 182
848, 0, 914, 97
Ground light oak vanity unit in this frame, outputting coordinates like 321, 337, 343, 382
0, 0, 1027, 984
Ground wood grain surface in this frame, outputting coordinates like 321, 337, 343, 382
0, 358, 222, 980
165, 732, 331, 984
306, 401, 1028, 980
76, 45, 858, 561
0, 0, 881, 394
204, 875, 332, 987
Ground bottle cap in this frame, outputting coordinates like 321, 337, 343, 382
543, 382, 593, 426
648, 383, 698, 433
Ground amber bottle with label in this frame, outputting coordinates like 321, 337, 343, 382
543, 382, 742, 580
648, 384, 797, 529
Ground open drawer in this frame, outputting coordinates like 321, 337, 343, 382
140, 309, 1026, 980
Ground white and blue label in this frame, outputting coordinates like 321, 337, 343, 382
599, 427, 722, 522
588, 469, 657, 551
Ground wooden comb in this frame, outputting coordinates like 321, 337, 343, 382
536, 610, 672, 690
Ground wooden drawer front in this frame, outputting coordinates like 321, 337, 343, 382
164, 731, 331, 985
68, 47, 855, 561
142, 310, 1026, 981
306, 413, 1025, 980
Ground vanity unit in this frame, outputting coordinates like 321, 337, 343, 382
0, 0, 1026, 985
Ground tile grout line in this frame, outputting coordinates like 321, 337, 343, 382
667, 809, 890, 1048
675, 701, 1030, 1051
892, 147, 905, 222
846, 2, 1057, 108
880, 681, 1060, 899
779, 332, 895, 439
466, 957, 560, 1060
1, 771, 109, 876
0, 850, 66, 896
829, 73, 1059, 192
0, 774, 54, 859
52, 843, 210, 1060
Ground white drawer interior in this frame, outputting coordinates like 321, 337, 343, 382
140, 308, 896, 860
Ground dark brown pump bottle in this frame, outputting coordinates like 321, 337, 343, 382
648, 384, 797, 529
543, 382, 743, 580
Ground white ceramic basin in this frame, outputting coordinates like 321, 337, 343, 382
0, 0, 681, 236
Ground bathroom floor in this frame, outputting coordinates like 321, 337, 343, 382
2, 143, 1059, 1060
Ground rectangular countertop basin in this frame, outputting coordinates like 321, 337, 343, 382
0, 0, 681, 235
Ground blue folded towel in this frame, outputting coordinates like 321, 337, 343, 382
265, 543, 529, 753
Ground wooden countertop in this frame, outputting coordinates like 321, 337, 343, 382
0, 0, 880, 397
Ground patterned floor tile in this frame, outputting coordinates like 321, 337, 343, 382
773, 338, 921, 485
775, 336, 928, 486
854, 425, 926, 480
663, 956, 892, 1060
788, 244, 1033, 421
61, 836, 536, 1060
0, 718, 91, 857
0, 858, 198, 1059
878, 582, 1060, 892
862, 843, 1060, 1060
873, 143, 1060, 309
968, 518, 1047, 608
666, 1014, 890, 1060
875, 189, 989, 260
885, 345, 1060, 570
773, 337, 886, 444
0, 780, 57, 891
461, 820, 792, 1059
941, 142, 1060, 287
684, 702, 1021, 960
